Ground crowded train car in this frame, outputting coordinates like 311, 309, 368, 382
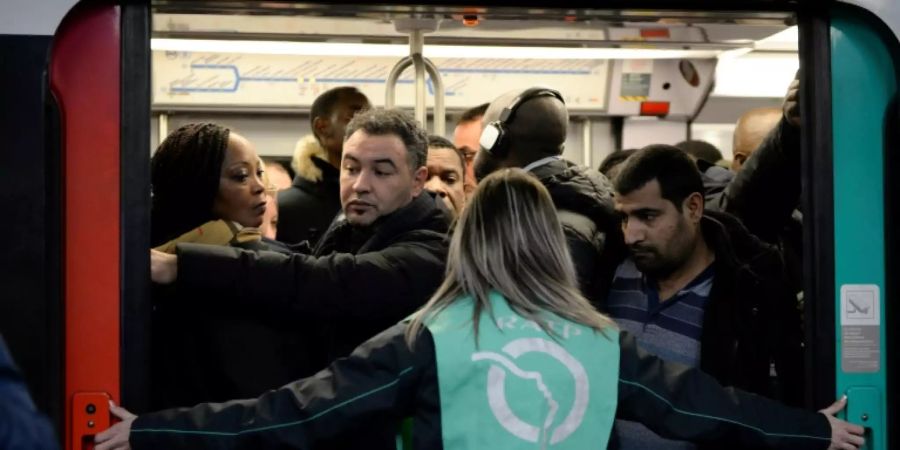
0, 0, 897, 449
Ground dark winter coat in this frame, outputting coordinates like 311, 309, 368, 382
167, 192, 451, 449
697, 211, 804, 408
131, 325, 830, 450
707, 118, 803, 293
150, 237, 309, 411
530, 158, 621, 304
277, 137, 342, 246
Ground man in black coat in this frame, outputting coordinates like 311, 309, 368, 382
150, 109, 450, 449
473, 87, 620, 304
277, 86, 371, 245
606, 145, 803, 450
708, 76, 803, 294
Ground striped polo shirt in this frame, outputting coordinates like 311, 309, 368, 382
606, 258, 715, 450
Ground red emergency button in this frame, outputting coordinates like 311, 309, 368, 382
640, 101, 670, 117
640, 28, 671, 39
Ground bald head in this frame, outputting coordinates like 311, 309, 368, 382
484, 90, 568, 155
474, 88, 568, 180
732, 107, 782, 171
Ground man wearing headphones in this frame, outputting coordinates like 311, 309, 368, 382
474, 87, 620, 305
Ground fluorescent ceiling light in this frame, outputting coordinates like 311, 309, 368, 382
755, 26, 798, 51
713, 52, 798, 97
151, 38, 723, 60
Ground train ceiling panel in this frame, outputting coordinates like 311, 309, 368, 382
151, 1, 793, 24
149, 3, 797, 115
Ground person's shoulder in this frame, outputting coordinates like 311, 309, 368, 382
399, 192, 453, 235
276, 183, 305, 204
704, 212, 784, 275
351, 321, 435, 365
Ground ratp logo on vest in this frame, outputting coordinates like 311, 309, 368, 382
472, 337, 589, 448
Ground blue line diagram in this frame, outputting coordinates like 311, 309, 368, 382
170, 63, 451, 95
168, 62, 594, 95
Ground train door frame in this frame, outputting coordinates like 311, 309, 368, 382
798, 1, 837, 416
120, 1, 153, 418
827, 4, 899, 449
48, 1, 899, 448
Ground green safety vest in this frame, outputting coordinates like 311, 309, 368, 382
424, 292, 620, 449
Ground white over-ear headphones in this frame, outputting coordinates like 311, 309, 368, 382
479, 87, 565, 158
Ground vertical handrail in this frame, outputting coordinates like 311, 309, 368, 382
384, 57, 412, 110
410, 30, 427, 129
424, 58, 445, 136
383, 56, 446, 135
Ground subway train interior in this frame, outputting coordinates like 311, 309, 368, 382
0, 0, 897, 449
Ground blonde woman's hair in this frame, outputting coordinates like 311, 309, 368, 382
406, 168, 616, 346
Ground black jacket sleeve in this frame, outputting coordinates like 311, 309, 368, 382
175, 237, 446, 321
616, 332, 830, 450
130, 323, 432, 450
713, 118, 801, 243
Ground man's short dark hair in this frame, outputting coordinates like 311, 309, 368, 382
614, 144, 704, 211
675, 140, 723, 165
345, 108, 428, 169
456, 103, 489, 125
598, 148, 637, 176
310, 86, 363, 131
427, 134, 466, 180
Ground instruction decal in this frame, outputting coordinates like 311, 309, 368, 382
840, 284, 881, 373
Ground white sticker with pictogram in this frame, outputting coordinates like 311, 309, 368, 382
840, 284, 880, 326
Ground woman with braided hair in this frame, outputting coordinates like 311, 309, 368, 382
148, 123, 307, 412
150, 122, 268, 247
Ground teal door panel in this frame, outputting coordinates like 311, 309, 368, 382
831, 8, 895, 450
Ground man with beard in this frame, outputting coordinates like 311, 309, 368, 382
607, 145, 803, 450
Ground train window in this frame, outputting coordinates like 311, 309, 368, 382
148, 5, 797, 166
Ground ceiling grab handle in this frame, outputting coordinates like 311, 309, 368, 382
410, 29, 428, 130
424, 57, 445, 136
384, 55, 445, 136
385, 56, 412, 109
390, 18, 442, 134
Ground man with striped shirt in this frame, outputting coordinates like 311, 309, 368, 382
606, 145, 803, 450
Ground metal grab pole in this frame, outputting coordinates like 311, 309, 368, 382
410, 30, 427, 129
384, 57, 446, 135
424, 58, 445, 136
385, 57, 412, 109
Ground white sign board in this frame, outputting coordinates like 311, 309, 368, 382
152, 50, 609, 111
